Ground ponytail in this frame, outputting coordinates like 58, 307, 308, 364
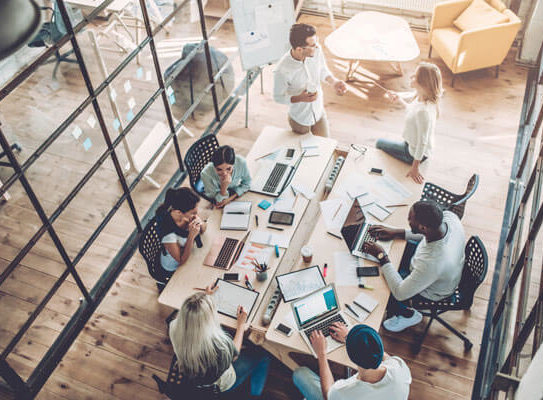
156, 187, 200, 216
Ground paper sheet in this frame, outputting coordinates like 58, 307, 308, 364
345, 292, 379, 322
291, 183, 315, 200
319, 198, 350, 236
213, 279, 259, 319
234, 242, 273, 270
372, 175, 412, 204
249, 230, 290, 248
333, 251, 360, 287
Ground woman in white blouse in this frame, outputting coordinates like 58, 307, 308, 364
376, 62, 443, 184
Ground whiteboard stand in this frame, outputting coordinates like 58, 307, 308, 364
244, 67, 263, 128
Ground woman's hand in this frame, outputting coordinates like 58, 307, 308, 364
236, 305, 248, 331
187, 218, 201, 239
406, 165, 424, 184
385, 90, 399, 103
215, 194, 238, 209
219, 172, 232, 191
205, 282, 218, 296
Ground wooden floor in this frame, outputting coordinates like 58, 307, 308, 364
0, 6, 529, 400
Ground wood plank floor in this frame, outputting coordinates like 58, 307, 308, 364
0, 6, 528, 400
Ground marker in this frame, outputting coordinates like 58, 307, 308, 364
327, 231, 341, 239
345, 303, 359, 318
244, 274, 254, 291
274, 244, 280, 257
255, 215, 259, 227
268, 225, 284, 231
323, 263, 328, 277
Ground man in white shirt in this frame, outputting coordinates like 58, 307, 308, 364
273, 23, 347, 137
293, 324, 412, 400
363, 200, 465, 332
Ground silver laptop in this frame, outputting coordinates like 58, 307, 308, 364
340, 199, 392, 261
250, 152, 304, 197
291, 284, 349, 357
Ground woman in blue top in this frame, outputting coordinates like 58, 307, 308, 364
200, 145, 251, 208
155, 187, 207, 272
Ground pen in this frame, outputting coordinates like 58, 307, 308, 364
386, 203, 408, 207
333, 204, 342, 219
345, 303, 359, 318
275, 244, 280, 257
327, 231, 341, 239
323, 263, 328, 277
255, 215, 259, 227
244, 274, 254, 291
353, 300, 372, 313
268, 225, 284, 231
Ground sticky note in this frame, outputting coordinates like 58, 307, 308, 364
258, 200, 271, 210
124, 80, 132, 93
168, 93, 176, 105
83, 137, 92, 151
71, 125, 82, 139
87, 114, 96, 128
110, 88, 117, 101
128, 97, 136, 109
166, 86, 174, 96
112, 118, 121, 131
126, 109, 134, 122
136, 67, 143, 79
145, 70, 152, 81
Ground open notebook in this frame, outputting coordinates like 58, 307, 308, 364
220, 201, 252, 230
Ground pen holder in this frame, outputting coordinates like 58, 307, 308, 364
255, 270, 268, 282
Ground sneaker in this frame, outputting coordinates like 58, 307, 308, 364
383, 310, 423, 332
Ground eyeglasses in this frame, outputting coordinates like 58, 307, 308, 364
350, 144, 367, 160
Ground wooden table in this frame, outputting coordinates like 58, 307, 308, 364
262, 145, 422, 369
158, 126, 337, 330
325, 11, 420, 80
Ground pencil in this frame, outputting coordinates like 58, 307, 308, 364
193, 287, 206, 291
268, 225, 284, 231
327, 231, 341, 239
386, 203, 408, 207
293, 193, 299, 208
333, 204, 342, 219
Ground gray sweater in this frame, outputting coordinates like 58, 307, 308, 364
382, 211, 465, 301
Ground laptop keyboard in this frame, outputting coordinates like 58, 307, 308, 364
304, 314, 346, 339
262, 163, 288, 193
213, 238, 238, 269
356, 229, 376, 253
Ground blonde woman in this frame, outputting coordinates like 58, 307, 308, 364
376, 62, 443, 184
169, 285, 271, 396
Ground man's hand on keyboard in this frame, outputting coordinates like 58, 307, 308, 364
362, 242, 385, 258
368, 225, 403, 241
309, 330, 327, 359
329, 322, 349, 343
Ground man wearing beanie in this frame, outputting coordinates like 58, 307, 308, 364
292, 323, 411, 400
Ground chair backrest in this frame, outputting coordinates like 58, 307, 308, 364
138, 217, 171, 285
450, 174, 479, 219
420, 181, 459, 209
183, 134, 220, 202
153, 355, 221, 400
458, 236, 488, 309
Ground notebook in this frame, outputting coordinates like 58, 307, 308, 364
220, 201, 252, 230
300, 135, 320, 157
345, 292, 379, 322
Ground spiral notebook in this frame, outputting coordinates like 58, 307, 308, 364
220, 201, 252, 230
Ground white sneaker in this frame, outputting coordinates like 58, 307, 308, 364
383, 310, 423, 332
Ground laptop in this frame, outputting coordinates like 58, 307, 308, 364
291, 284, 350, 357
340, 199, 392, 261
203, 231, 250, 270
250, 152, 304, 197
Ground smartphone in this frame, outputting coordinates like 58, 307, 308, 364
286, 148, 295, 159
269, 211, 295, 226
357, 266, 379, 277
369, 167, 384, 175
223, 273, 240, 281
275, 323, 293, 337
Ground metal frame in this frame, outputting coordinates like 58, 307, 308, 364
0, 0, 252, 397
473, 42, 543, 399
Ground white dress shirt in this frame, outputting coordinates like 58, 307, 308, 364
402, 100, 437, 160
273, 46, 332, 126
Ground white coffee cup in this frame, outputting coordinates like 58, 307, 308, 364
301, 245, 313, 263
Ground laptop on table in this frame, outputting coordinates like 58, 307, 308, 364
340, 198, 392, 261
291, 283, 350, 357
203, 231, 250, 270
250, 152, 305, 197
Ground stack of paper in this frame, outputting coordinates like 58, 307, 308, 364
234, 242, 273, 270
249, 230, 290, 248
300, 135, 320, 157
220, 201, 252, 230
346, 292, 379, 322
333, 251, 360, 287
319, 198, 350, 236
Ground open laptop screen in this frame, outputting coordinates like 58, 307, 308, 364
340, 199, 366, 252
293, 285, 338, 327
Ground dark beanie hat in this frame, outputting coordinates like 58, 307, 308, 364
346, 324, 384, 369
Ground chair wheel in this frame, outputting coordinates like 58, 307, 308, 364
464, 340, 473, 351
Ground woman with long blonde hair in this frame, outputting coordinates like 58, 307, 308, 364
376, 62, 443, 184
169, 284, 271, 396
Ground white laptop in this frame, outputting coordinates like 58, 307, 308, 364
291, 284, 350, 358
340, 198, 392, 262
250, 152, 304, 197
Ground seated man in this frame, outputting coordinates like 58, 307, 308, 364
363, 200, 465, 332
293, 324, 411, 400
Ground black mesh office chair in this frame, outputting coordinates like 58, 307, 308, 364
153, 355, 221, 400
183, 134, 220, 203
420, 174, 479, 219
138, 216, 173, 292
411, 236, 488, 352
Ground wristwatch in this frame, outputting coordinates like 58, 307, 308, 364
376, 252, 389, 266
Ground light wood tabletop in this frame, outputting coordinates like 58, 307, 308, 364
264, 145, 423, 369
157, 126, 337, 330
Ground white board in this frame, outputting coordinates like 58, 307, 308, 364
230, 0, 295, 70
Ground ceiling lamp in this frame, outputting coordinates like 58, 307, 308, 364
0, 0, 42, 61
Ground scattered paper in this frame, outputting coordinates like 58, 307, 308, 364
71, 125, 82, 140
249, 230, 289, 249
364, 202, 392, 221
300, 134, 320, 157
291, 183, 315, 200
86, 114, 96, 128
82, 137, 92, 151
282, 309, 296, 328
333, 251, 360, 287
372, 175, 411, 204
346, 292, 379, 322
124, 80, 132, 93
319, 198, 350, 236
234, 242, 273, 270
273, 196, 295, 212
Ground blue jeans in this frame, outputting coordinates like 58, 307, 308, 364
226, 346, 271, 396
293, 367, 324, 400
375, 138, 427, 165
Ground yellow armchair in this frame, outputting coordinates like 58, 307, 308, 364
429, 0, 521, 86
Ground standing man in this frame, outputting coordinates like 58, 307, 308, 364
273, 23, 347, 137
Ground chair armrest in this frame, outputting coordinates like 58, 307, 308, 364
430, 0, 472, 32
